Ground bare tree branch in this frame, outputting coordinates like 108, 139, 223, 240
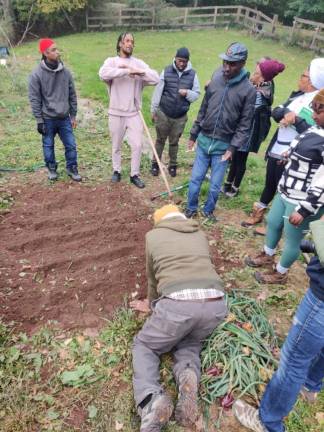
16, 1, 35, 46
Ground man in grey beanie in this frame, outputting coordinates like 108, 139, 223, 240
150, 47, 200, 177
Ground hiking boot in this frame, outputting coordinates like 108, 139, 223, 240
300, 386, 318, 404
130, 175, 145, 189
168, 166, 177, 177
175, 368, 199, 427
201, 211, 218, 223
245, 251, 274, 268
225, 185, 239, 198
47, 163, 58, 181
185, 209, 197, 219
233, 399, 267, 432
254, 269, 288, 285
241, 203, 267, 227
151, 162, 159, 176
222, 182, 232, 194
66, 165, 82, 182
111, 171, 121, 183
254, 226, 266, 236
138, 392, 173, 432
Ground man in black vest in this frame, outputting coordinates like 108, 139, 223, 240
151, 47, 200, 177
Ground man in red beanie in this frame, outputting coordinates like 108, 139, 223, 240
28, 38, 81, 181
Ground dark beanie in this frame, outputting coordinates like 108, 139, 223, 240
259, 59, 285, 82
175, 47, 190, 59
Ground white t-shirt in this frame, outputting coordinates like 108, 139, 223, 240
272, 91, 318, 155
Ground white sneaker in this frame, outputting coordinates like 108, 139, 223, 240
233, 399, 267, 432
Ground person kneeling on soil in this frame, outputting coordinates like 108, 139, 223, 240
233, 215, 324, 432
245, 89, 324, 285
130, 204, 227, 432
28, 38, 81, 182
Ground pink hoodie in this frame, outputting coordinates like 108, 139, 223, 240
99, 56, 159, 116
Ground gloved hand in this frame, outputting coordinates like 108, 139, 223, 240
37, 123, 46, 135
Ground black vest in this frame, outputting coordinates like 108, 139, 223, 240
159, 65, 195, 119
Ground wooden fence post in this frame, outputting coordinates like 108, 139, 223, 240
184, 8, 188, 25
236, 6, 241, 24
310, 26, 320, 49
151, 8, 155, 27
213, 7, 217, 25
289, 18, 297, 42
118, 6, 122, 26
85, 8, 89, 31
271, 14, 278, 34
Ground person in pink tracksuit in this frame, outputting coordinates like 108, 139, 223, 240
99, 32, 159, 188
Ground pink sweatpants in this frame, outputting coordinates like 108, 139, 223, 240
108, 113, 143, 177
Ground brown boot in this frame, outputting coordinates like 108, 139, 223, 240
245, 251, 274, 268
254, 269, 288, 285
254, 225, 266, 236
241, 203, 267, 227
175, 368, 199, 427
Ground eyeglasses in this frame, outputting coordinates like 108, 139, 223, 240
300, 73, 310, 79
311, 102, 324, 114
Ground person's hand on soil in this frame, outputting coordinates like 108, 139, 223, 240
71, 118, 77, 129
130, 298, 150, 313
187, 139, 196, 152
221, 150, 232, 161
178, 89, 188, 97
37, 123, 46, 135
289, 211, 304, 226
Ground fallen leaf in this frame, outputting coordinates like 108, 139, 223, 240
115, 420, 124, 430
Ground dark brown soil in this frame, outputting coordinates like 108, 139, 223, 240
0, 176, 228, 334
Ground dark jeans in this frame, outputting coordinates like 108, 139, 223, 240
42, 118, 78, 169
259, 157, 284, 206
154, 109, 187, 167
259, 289, 324, 432
226, 150, 249, 188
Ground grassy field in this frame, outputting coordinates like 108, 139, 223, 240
1, 29, 324, 432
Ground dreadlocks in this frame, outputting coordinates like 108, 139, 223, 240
116, 32, 134, 55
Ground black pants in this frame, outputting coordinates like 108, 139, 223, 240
226, 151, 249, 188
259, 157, 285, 206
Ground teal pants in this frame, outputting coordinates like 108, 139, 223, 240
266, 193, 324, 269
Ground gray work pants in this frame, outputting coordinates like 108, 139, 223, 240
132, 297, 227, 407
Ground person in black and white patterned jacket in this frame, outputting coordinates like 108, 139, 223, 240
245, 89, 324, 285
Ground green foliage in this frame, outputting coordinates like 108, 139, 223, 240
37, 0, 87, 14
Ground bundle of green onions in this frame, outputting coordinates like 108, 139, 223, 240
201, 292, 279, 407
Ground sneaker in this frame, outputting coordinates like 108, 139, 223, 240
138, 392, 173, 432
111, 171, 121, 183
168, 166, 177, 177
233, 399, 267, 432
151, 162, 159, 177
184, 209, 197, 219
175, 368, 199, 427
225, 185, 239, 198
130, 175, 145, 189
66, 165, 82, 182
245, 251, 274, 268
300, 386, 318, 404
47, 163, 58, 181
201, 211, 218, 223
254, 269, 288, 285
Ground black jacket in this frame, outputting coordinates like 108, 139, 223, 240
190, 67, 256, 152
307, 256, 324, 301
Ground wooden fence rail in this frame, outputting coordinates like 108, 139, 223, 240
86, 4, 324, 53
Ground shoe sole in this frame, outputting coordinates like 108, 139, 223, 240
175, 373, 198, 427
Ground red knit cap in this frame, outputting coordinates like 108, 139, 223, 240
259, 59, 285, 82
39, 38, 55, 54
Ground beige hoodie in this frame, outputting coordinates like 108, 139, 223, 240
99, 56, 159, 116
146, 217, 224, 302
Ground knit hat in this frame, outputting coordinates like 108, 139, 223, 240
312, 88, 324, 105
153, 204, 183, 225
175, 47, 190, 60
309, 58, 324, 90
259, 59, 285, 82
39, 38, 55, 54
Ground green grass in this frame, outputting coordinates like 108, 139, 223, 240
1, 29, 323, 431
